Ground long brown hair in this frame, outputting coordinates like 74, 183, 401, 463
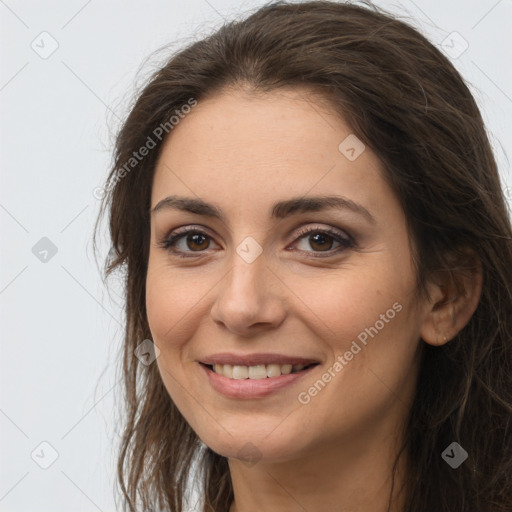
94, 1, 512, 510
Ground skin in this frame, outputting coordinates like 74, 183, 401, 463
145, 87, 482, 512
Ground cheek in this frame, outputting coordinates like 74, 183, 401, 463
293, 301, 420, 447
145, 260, 206, 345
289, 266, 420, 400
145, 263, 205, 421
288, 266, 406, 349
146, 269, 175, 343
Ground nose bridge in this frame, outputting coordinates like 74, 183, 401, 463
227, 249, 266, 297
210, 245, 286, 334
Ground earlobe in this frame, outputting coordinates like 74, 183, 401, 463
420, 249, 483, 347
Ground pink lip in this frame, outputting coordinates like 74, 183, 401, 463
200, 352, 320, 366
199, 362, 319, 399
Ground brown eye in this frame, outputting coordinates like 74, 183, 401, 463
307, 232, 335, 251
158, 228, 219, 258
292, 226, 354, 257
185, 233, 210, 251
159, 225, 355, 259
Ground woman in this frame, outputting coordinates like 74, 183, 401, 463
94, 1, 512, 511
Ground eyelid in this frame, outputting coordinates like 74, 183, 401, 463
289, 222, 351, 244
286, 224, 354, 257
158, 225, 221, 255
158, 222, 355, 258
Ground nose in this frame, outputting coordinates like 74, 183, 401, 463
210, 254, 287, 336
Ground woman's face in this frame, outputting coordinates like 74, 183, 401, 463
146, 87, 432, 462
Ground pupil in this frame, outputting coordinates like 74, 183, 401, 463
188, 234, 208, 250
184, 233, 334, 252
310, 233, 332, 251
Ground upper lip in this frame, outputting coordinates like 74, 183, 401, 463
199, 353, 321, 367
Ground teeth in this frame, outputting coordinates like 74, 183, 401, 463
232, 365, 248, 379
267, 363, 283, 377
248, 365, 267, 379
211, 362, 311, 379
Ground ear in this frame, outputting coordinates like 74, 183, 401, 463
420, 247, 483, 346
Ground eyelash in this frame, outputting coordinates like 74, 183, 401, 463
157, 225, 355, 259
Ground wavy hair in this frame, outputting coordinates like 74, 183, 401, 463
94, 1, 512, 510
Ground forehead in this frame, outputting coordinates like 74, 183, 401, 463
151, 87, 394, 224
156, 87, 349, 172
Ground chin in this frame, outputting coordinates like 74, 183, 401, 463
195, 423, 309, 465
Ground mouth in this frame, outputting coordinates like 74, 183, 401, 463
199, 361, 320, 379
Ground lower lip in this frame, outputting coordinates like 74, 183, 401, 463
199, 363, 318, 399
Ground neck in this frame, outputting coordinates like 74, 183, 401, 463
227, 425, 409, 512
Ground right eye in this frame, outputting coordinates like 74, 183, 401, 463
158, 228, 220, 258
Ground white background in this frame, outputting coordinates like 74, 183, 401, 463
1, 0, 511, 510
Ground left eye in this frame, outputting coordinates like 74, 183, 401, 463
293, 230, 348, 253
158, 226, 354, 258
290, 226, 354, 256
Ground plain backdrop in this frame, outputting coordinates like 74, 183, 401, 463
1, 0, 511, 510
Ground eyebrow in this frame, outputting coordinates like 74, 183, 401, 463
150, 194, 376, 224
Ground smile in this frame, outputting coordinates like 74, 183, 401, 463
203, 362, 319, 379
198, 356, 321, 399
